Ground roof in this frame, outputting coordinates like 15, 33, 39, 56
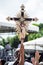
0, 21, 39, 33
23, 37, 43, 51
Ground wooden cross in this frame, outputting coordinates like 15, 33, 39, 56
6, 4, 38, 41
6, 4, 38, 23
6, 4, 38, 65
18, 43, 24, 65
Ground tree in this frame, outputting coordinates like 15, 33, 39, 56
1, 23, 43, 48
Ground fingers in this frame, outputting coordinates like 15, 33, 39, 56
35, 51, 41, 61
31, 57, 36, 65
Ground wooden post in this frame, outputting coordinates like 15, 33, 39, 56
19, 43, 24, 65
6, 4, 38, 65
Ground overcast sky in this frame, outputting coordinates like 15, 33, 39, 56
0, 0, 43, 24
0, 0, 43, 39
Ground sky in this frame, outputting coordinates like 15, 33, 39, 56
0, 0, 43, 39
0, 0, 43, 24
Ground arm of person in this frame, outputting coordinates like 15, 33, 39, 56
31, 51, 41, 65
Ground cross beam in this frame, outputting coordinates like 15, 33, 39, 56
6, 4, 38, 41
6, 5, 38, 22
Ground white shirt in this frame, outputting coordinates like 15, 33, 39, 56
24, 61, 33, 65
8, 61, 33, 65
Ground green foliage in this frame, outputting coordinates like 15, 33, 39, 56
0, 23, 43, 48
7, 35, 20, 48
33, 23, 39, 26
39, 24, 43, 36
1, 39, 6, 47
28, 23, 43, 41
39, 24, 43, 30
28, 33, 42, 41
24, 34, 28, 42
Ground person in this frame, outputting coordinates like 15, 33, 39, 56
7, 43, 33, 65
31, 51, 41, 65
31, 52, 43, 65
7, 43, 41, 65
13, 43, 33, 65
14, 44, 41, 65
3, 41, 13, 61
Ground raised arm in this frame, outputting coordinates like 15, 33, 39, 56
31, 51, 41, 65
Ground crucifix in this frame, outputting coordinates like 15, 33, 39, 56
6, 4, 38, 42
6, 4, 38, 65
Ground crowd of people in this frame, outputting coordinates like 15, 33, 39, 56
0, 42, 43, 65
14, 43, 43, 65
7, 43, 43, 65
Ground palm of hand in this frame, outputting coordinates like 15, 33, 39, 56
35, 51, 41, 61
